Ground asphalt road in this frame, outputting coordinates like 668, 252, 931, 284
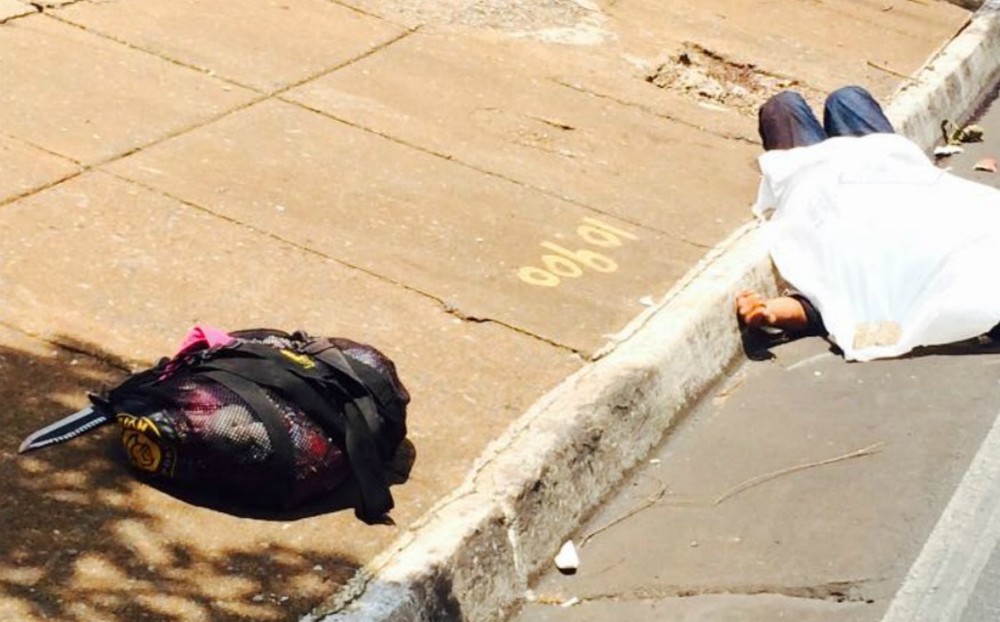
922, 78, 1000, 622
510, 83, 1000, 622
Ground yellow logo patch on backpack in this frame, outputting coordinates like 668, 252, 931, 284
118, 414, 176, 476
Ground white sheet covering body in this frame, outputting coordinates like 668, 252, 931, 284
754, 133, 1000, 361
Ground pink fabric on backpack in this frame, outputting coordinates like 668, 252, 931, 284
175, 325, 236, 356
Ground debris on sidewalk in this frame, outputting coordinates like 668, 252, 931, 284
709, 441, 885, 506
974, 157, 998, 173
713, 371, 748, 406
554, 540, 580, 574
943, 120, 985, 145
933, 144, 964, 158
955, 124, 985, 144
866, 60, 917, 83
577, 442, 884, 548
532, 592, 577, 606
580, 478, 668, 546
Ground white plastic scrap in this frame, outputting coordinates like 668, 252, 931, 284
933, 144, 964, 158
554, 540, 580, 573
974, 157, 998, 173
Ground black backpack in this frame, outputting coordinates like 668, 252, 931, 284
87, 329, 409, 521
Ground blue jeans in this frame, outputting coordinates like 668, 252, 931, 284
757, 86, 894, 151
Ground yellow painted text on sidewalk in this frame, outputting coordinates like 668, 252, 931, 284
518, 217, 639, 287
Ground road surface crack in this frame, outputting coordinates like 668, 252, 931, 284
542, 580, 878, 606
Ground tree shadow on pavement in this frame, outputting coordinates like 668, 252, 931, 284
0, 336, 364, 622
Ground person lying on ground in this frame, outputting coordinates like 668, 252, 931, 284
736, 85, 1000, 361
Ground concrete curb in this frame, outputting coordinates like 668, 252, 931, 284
307, 3, 1000, 621
889, 0, 1000, 149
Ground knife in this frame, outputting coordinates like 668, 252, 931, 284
19, 397, 115, 454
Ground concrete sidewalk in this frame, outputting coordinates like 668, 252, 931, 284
0, 1, 983, 621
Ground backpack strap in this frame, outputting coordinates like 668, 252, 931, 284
192, 343, 395, 521
302, 338, 408, 455
106, 358, 176, 413
191, 348, 349, 437
197, 369, 298, 505
300, 340, 402, 521
228, 328, 296, 341
301, 344, 381, 432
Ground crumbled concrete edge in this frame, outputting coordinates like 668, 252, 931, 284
304, 3, 1000, 621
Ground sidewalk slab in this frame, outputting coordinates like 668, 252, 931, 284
0, 14, 256, 164
54, 0, 408, 93
284, 30, 761, 247
104, 98, 702, 355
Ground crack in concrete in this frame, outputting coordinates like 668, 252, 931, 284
549, 77, 761, 147
565, 579, 878, 605
10, 13, 714, 254
279, 96, 714, 252
440, 302, 585, 355
42, 12, 263, 93
12, 18, 418, 174
33, 0, 86, 8
1, 8, 658, 364
0, 3, 38, 23
0, 320, 137, 373
266, 26, 420, 98
0, 16, 582, 360
102, 170, 583, 357
46, 336, 138, 373
320, 0, 412, 30
20, 0, 88, 16
43, 12, 418, 98
0, 168, 83, 212
0, 130, 82, 166
0, 13, 418, 178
